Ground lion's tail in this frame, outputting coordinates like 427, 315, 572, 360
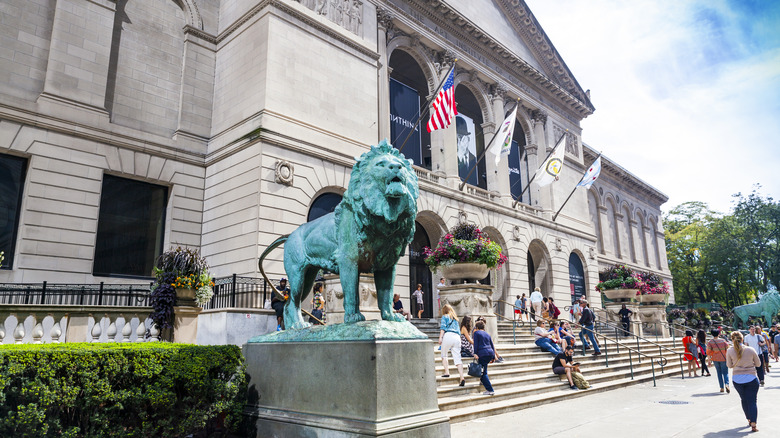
258, 235, 289, 296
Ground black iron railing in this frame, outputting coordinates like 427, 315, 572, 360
0, 282, 153, 307
203, 274, 270, 310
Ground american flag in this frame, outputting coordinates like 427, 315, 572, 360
426, 69, 457, 132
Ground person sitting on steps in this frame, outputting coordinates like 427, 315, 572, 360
535, 319, 562, 355
553, 345, 581, 390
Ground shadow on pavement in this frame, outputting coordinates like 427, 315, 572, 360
702, 426, 753, 437
691, 392, 725, 397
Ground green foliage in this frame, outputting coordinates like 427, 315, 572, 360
0, 343, 247, 438
423, 227, 508, 270
154, 246, 210, 280
664, 187, 780, 309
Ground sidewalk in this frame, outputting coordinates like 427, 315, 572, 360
451, 363, 780, 437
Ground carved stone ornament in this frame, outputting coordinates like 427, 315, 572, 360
555, 237, 562, 251
274, 160, 294, 186
512, 225, 521, 241
530, 109, 547, 125
458, 210, 468, 224
490, 83, 508, 101
589, 246, 596, 260
376, 6, 394, 30
295, 0, 364, 35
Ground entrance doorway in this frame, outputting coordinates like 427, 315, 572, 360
409, 222, 433, 319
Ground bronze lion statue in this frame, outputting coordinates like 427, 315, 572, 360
733, 290, 780, 328
259, 140, 419, 329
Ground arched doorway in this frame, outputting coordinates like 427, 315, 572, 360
409, 221, 433, 318
527, 240, 553, 296
389, 50, 432, 169
307, 192, 342, 222
568, 252, 586, 304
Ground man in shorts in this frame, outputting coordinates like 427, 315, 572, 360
514, 295, 523, 321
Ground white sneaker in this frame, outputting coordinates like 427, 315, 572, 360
483, 391, 495, 396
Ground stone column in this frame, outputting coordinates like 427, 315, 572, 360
174, 27, 217, 142
528, 109, 548, 208
487, 85, 511, 204
430, 55, 458, 187
376, 9, 393, 142
38, 0, 116, 120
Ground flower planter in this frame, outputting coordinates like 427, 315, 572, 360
638, 293, 668, 304
440, 262, 490, 283
602, 288, 639, 300
175, 287, 197, 306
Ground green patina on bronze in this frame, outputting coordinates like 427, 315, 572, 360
733, 290, 780, 328
259, 140, 420, 332
248, 320, 428, 343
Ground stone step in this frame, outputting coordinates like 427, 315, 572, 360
441, 366, 684, 423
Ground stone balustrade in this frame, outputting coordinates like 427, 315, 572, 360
0, 305, 160, 344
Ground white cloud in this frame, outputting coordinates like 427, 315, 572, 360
525, 0, 780, 213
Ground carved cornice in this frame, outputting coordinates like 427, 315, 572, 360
530, 109, 547, 125
495, 0, 592, 109
183, 25, 217, 45
217, 0, 378, 60
376, 6, 394, 30
394, 0, 593, 118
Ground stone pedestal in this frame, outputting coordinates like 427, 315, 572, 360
439, 284, 496, 340
324, 273, 381, 324
172, 305, 201, 344
604, 302, 642, 337
243, 321, 450, 437
637, 305, 669, 337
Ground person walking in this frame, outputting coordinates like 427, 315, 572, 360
437, 304, 465, 386
473, 319, 496, 395
412, 284, 425, 319
529, 287, 543, 321
697, 330, 711, 377
706, 329, 730, 393
513, 294, 523, 321
569, 299, 581, 323
756, 326, 771, 374
743, 326, 765, 385
548, 297, 561, 320
578, 299, 601, 356
682, 330, 700, 377
521, 293, 529, 322
460, 315, 475, 358
618, 304, 633, 335
309, 282, 325, 324
727, 331, 761, 433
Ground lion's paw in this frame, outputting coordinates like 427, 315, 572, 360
382, 312, 405, 322
344, 312, 366, 324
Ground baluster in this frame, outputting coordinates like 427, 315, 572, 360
121, 316, 132, 342
14, 317, 25, 344
148, 323, 160, 342
136, 316, 146, 342
32, 317, 44, 344
106, 317, 117, 342
0, 321, 5, 343
50, 317, 62, 343
90, 315, 102, 342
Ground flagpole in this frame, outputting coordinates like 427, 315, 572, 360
398, 62, 457, 153
552, 152, 602, 221
458, 100, 519, 191
511, 132, 566, 208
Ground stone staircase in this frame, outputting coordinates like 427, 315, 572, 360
411, 319, 687, 423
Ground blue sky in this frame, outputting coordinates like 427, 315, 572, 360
525, 0, 780, 214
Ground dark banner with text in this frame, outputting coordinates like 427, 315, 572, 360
389, 78, 421, 166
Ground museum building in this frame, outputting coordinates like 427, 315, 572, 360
0, 0, 672, 322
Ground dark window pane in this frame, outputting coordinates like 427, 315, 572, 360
93, 175, 167, 277
0, 154, 27, 270
308, 193, 342, 222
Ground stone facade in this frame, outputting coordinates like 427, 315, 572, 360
0, 1, 672, 318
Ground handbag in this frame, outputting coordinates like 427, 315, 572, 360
467, 360, 482, 377
572, 371, 590, 389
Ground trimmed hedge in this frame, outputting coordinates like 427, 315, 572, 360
0, 343, 246, 437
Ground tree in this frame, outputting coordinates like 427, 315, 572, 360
664, 202, 715, 305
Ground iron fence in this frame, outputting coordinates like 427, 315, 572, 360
203, 274, 270, 310
0, 282, 153, 307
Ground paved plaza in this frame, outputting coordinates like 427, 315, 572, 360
452, 364, 780, 437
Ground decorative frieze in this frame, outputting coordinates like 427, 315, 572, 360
295, 0, 363, 35
553, 124, 579, 157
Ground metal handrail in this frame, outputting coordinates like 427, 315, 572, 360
493, 299, 526, 345
587, 311, 686, 358
301, 308, 325, 325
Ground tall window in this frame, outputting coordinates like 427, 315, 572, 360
0, 154, 27, 270
308, 193, 342, 222
93, 175, 168, 277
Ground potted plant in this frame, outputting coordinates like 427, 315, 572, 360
423, 223, 508, 283
595, 264, 639, 300
150, 247, 214, 330
635, 271, 670, 303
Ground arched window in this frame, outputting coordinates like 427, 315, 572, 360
307, 193, 342, 222
455, 86, 486, 189
588, 191, 604, 254
507, 120, 529, 203
389, 50, 431, 169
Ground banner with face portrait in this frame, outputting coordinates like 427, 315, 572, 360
456, 114, 478, 186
